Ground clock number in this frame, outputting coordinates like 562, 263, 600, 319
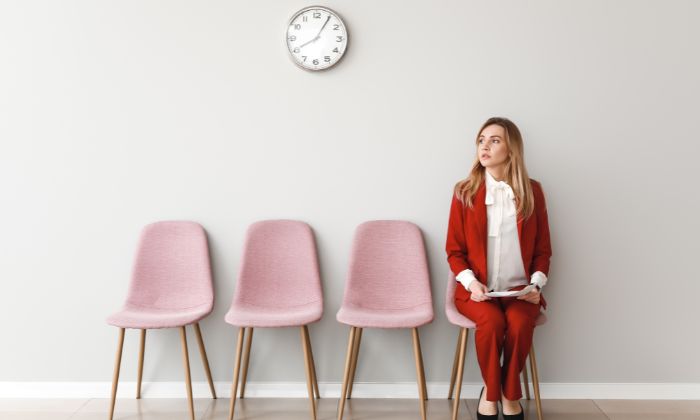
333, 24, 339, 30
336, 36, 343, 42
302, 56, 307, 62
313, 59, 319, 65
302, 15, 308, 22
288, 35, 296, 42
313, 12, 321, 18
324, 56, 331, 63
333, 47, 339, 53
294, 24, 301, 30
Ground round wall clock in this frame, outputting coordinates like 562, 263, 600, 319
286, 6, 348, 71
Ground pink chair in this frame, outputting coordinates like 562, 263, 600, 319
106, 221, 216, 420
225, 220, 323, 420
445, 272, 547, 420
336, 220, 434, 420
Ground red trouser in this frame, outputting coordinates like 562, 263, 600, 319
455, 292, 542, 402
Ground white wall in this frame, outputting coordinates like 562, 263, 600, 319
1, 0, 699, 392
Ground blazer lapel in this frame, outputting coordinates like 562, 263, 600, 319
473, 181, 488, 264
517, 206, 525, 247
517, 213, 528, 277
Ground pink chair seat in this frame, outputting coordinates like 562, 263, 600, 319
106, 221, 214, 330
225, 220, 324, 328
107, 302, 212, 329
224, 300, 322, 328
337, 302, 434, 328
336, 221, 434, 329
445, 272, 547, 328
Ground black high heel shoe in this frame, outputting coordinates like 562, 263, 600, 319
476, 386, 499, 420
499, 398, 524, 420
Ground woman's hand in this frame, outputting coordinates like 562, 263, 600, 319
517, 288, 541, 305
468, 281, 492, 302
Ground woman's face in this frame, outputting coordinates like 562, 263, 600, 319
477, 124, 509, 169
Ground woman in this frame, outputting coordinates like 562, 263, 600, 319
446, 117, 552, 420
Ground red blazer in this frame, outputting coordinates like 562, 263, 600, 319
446, 178, 552, 310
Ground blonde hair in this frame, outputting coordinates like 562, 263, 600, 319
454, 117, 535, 220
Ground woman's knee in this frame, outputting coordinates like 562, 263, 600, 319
477, 312, 506, 334
505, 311, 536, 333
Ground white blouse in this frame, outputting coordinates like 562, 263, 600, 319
456, 170, 548, 292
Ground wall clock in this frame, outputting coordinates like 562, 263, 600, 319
286, 6, 348, 71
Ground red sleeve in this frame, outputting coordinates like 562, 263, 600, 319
530, 182, 552, 276
446, 193, 471, 276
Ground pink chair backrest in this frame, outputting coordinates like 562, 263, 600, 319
233, 220, 322, 308
343, 220, 432, 310
125, 221, 213, 310
446, 271, 457, 306
444, 270, 470, 324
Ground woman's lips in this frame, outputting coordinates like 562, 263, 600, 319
481, 155, 491, 159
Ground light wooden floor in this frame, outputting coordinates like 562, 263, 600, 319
2, 398, 700, 420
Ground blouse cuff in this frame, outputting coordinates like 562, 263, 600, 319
456, 269, 478, 291
530, 271, 548, 289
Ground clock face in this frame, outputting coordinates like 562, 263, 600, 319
286, 6, 348, 71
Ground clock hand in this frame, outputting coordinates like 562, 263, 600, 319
297, 15, 331, 49
298, 36, 319, 49
316, 15, 331, 37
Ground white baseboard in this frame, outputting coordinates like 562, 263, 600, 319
1, 382, 698, 400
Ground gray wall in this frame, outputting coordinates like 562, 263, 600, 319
1, 0, 698, 388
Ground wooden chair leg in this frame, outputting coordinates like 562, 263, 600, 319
416, 329, 428, 401
451, 327, 468, 420
300, 326, 317, 420
415, 328, 428, 401
136, 329, 146, 399
193, 323, 217, 399
228, 327, 246, 420
529, 344, 544, 420
411, 328, 427, 420
239, 327, 254, 399
522, 356, 531, 400
337, 327, 356, 420
447, 328, 463, 400
347, 327, 362, 399
180, 327, 195, 420
303, 325, 320, 399
108, 328, 125, 420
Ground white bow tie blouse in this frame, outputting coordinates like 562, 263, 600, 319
456, 170, 548, 292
